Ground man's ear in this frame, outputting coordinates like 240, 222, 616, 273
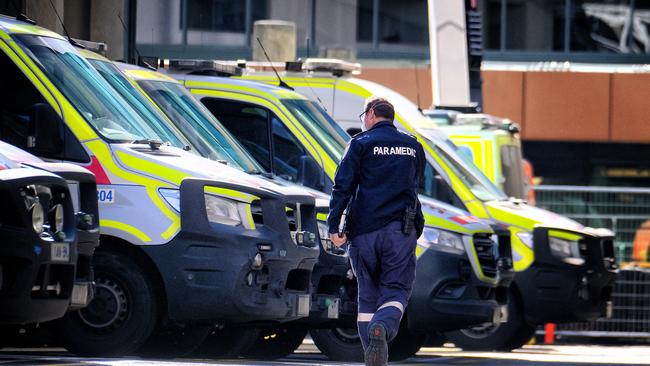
367, 108, 375, 120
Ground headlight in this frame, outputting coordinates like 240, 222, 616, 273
31, 203, 45, 234
160, 188, 249, 228
418, 227, 465, 253
159, 188, 180, 211
548, 236, 580, 259
516, 231, 534, 248
205, 194, 241, 226
51, 204, 64, 233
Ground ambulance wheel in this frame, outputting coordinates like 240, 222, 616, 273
310, 327, 364, 362
54, 251, 158, 357
135, 323, 211, 358
191, 327, 260, 358
242, 327, 307, 360
388, 327, 426, 361
444, 289, 535, 351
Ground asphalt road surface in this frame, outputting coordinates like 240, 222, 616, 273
1, 341, 649, 365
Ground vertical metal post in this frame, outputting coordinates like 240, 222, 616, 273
181, 0, 188, 46
372, 0, 380, 48
500, 0, 506, 51
126, 0, 138, 64
626, 0, 636, 52
310, 0, 317, 51
245, 0, 252, 47
564, 0, 571, 52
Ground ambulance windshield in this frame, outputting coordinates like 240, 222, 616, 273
136, 79, 263, 174
88, 59, 193, 150
281, 99, 349, 162
15, 35, 162, 143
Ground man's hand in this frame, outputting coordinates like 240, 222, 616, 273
330, 233, 347, 248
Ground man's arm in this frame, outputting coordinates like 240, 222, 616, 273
327, 139, 362, 234
416, 142, 426, 182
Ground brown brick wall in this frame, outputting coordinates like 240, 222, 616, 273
360, 67, 650, 143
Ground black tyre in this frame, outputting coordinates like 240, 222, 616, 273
444, 289, 536, 351
53, 251, 158, 357
191, 327, 260, 359
242, 327, 307, 360
135, 323, 211, 358
310, 327, 364, 362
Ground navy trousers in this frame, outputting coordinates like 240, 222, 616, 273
348, 220, 417, 350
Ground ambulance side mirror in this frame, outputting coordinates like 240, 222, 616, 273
29, 103, 63, 155
298, 155, 324, 191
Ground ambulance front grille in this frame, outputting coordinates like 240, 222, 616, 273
473, 234, 498, 278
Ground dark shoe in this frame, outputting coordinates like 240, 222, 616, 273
365, 323, 388, 366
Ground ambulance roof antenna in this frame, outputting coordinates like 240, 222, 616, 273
117, 13, 156, 70
47, 0, 84, 48
256, 37, 293, 91
413, 64, 423, 114
9, 0, 35, 24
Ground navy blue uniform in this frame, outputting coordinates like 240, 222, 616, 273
328, 120, 425, 349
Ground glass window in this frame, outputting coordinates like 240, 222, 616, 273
185, 0, 268, 33
501, 145, 526, 199
15, 35, 161, 143
281, 99, 348, 162
570, 0, 648, 53
356, 0, 428, 45
271, 117, 306, 182
482, 0, 503, 50
0, 47, 87, 163
357, 0, 374, 42
503, 0, 566, 51
136, 80, 257, 171
379, 0, 428, 45
201, 98, 272, 172
201, 98, 309, 183
0, 48, 48, 149
88, 60, 191, 150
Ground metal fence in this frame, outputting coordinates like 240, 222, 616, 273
550, 268, 650, 338
533, 185, 650, 338
534, 185, 650, 262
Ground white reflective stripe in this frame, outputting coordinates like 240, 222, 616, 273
357, 312, 374, 322
377, 301, 404, 314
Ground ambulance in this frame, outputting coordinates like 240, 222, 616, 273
79, 49, 337, 358
131, 60, 516, 361
423, 110, 529, 201
0, 141, 97, 326
0, 15, 320, 357
234, 59, 618, 351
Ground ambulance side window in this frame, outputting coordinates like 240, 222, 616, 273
201, 98, 272, 171
270, 116, 306, 182
418, 163, 466, 209
0, 48, 88, 162
202, 98, 309, 183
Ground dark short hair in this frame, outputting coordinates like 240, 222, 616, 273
365, 97, 394, 121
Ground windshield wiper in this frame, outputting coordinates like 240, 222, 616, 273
249, 171, 275, 179
132, 139, 163, 150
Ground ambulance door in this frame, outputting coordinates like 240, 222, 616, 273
201, 98, 327, 191
0, 43, 90, 164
